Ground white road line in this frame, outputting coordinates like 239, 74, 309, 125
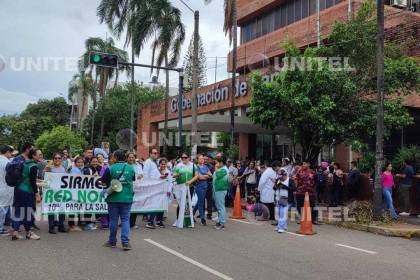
335, 244, 377, 255
144, 239, 234, 280
285, 232, 305, 237
229, 218, 251, 224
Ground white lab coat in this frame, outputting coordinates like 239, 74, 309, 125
0, 155, 13, 207
258, 167, 276, 203
142, 158, 161, 179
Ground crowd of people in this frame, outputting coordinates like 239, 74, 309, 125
0, 142, 415, 249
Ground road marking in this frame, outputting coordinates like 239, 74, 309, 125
229, 218, 251, 224
144, 239, 234, 280
285, 232, 305, 237
335, 244, 377, 255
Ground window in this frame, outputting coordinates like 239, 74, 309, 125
240, 0, 343, 44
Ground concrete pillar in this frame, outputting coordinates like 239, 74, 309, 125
238, 133, 249, 160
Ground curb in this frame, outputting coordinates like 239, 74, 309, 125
328, 221, 420, 239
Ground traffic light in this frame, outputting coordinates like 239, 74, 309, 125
89, 52, 118, 68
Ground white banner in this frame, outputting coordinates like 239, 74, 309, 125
41, 173, 169, 215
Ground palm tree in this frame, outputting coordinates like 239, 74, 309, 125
149, 3, 185, 156
68, 72, 95, 131
80, 36, 130, 141
205, 0, 237, 146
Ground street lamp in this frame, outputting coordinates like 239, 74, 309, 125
178, 0, 199, 159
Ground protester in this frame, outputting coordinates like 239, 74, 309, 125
155, 158, 172, 228
241, 161, 258, 197
237, 161, 246, 198
314, 165, 327, 203
126, 152, 143, 229
83, 146, 94, 167
68, 156, 84, 232
11, 148, 41, 240
329, 163, 344, 207
101, 150, 136, 251
398, 160, 414, 216
82, 156, 101, 231
0, 145, 14, 236
295, 161, 319, 224
213, 157, 229, 230
97, 153, 109, 176
282, 158, 293, 176
347, 161, 361, 200
62, 149, 72, 172
227, 159, 238, 206
193, 154, 212, 226
204, 154, 215, 220
274, 169, 295, 233
257, 161, 279, 221
381, 162, 398, 220
46, 152, 67, 234
142, 148, 161, 229
172, 153, 198, 228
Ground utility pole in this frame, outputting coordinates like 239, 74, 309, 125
130, 26, 135, 152
316, 0, 321, 48
230, 0, 238, 147
191, 10, 199, 160
178, 72, 184, 151
348, 0, 352, 20
373, 0, 385, 219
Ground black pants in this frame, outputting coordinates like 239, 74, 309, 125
68, 215, 80, 226
48, 214, 65, 229
205, 183, 214, 217
130, 213, 138, 227
296, 194, 318, 223
148, 212, 164, 224
329, 185, 341, 207
262, 202, 275, 220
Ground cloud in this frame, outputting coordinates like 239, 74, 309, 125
0, 88, 38, 115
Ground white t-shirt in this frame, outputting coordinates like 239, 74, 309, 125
142, 158, 161, 179
0, 155, 14, 207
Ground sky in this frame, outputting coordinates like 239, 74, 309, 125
0, 0, 231, 115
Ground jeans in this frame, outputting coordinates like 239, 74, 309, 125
214, 191, 227, 225
48, 214, 65, 229
398, 184, 411, 213
277, 204, 289, 231
193, 184, 208, 221
382, 187, 398, 219
0, 206, 9, 231
12, 189, 35, 232
108, 203, 132, 245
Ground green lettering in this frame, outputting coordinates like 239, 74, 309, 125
78, 190, 87, 202
44, 189, 54, 203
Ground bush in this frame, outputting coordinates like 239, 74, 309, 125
347, 200, 394, 225
35, 126, 87, 159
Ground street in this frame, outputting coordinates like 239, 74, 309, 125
1, 206, 419, 280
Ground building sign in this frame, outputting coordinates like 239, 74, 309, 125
171, 80, 248, 113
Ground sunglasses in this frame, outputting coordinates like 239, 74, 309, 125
181, 156, 188, 159
54, 157, 62, 160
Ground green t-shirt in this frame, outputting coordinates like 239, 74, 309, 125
105, 162, 135, 204
173, 162, 196, 185
18, 160, 37, 193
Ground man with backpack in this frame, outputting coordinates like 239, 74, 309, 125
0, 145, 15, 236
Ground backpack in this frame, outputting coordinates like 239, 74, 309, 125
5, 156, 25, 187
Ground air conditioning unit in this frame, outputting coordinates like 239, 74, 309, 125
391, 0, 408, 7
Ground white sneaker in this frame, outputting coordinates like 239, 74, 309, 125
172, 221, 177, 227
399, 212, 410, 216
26, 231, 40, 240
277, 229, 285, 233
417, 215, 420, 218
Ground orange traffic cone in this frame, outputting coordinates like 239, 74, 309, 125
230, 183, 245, 219
297, 192, 316, 235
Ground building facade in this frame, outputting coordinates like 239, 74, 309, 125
137, 0, 420, 167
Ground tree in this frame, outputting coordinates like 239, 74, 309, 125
82, 82, 164, 150
20, 97, 70, 127
35, 126, 87, 159
149, 2, 185, 156
68, 71, 95, 130
204, 0, 238, 146
183, 33, 207, 91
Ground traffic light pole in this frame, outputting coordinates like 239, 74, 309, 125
118, 61, 184, 153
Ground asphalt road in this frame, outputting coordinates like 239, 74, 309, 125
1, 205, 420, 280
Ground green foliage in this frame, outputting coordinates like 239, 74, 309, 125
0, 98, 71, 149
358, 150, 376, 174
393, 145, 420, 173
226, 144, 239, 160
183, 33, 207, 91
347, 200, 395, 225
83, 82, 164, 150
35, 126, 87, 159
